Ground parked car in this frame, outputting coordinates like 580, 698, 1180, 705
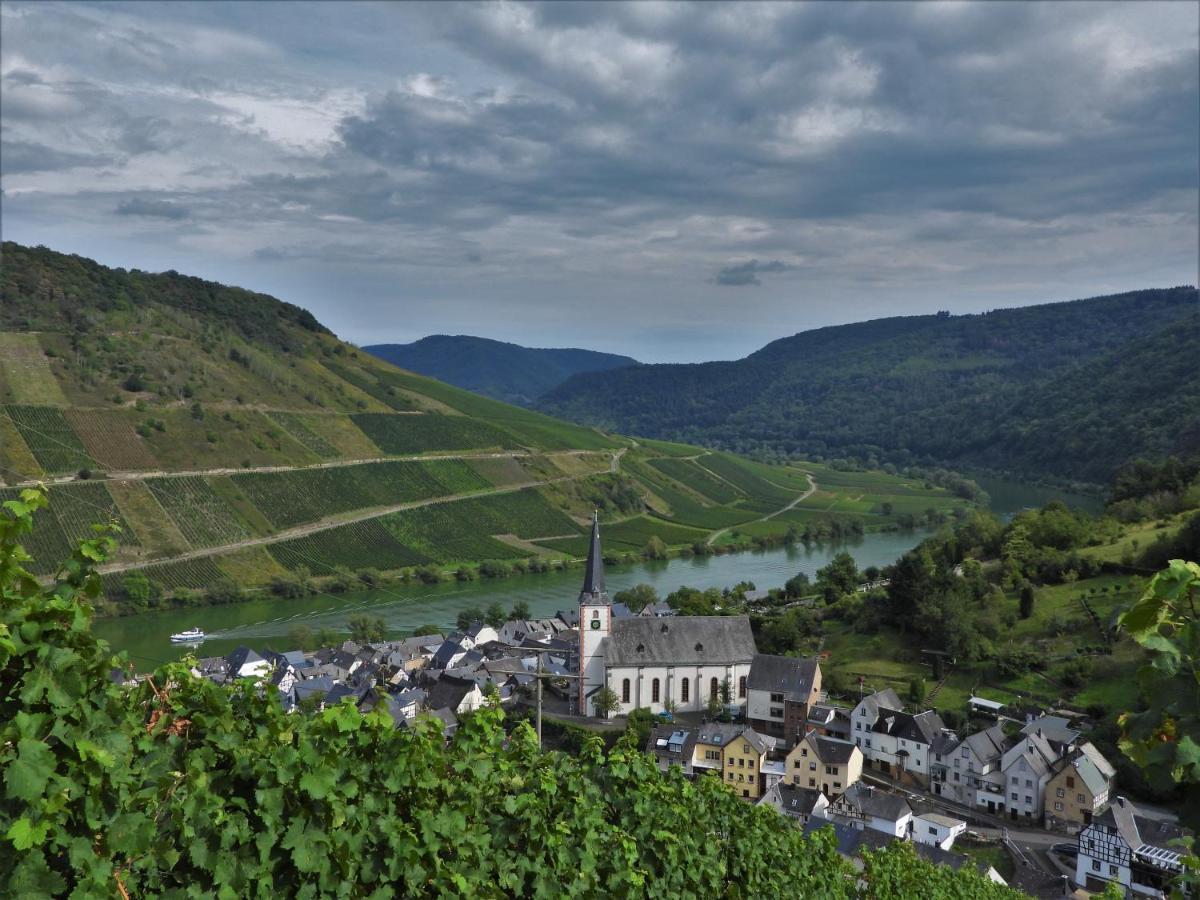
655, 710, 674, 723
1051, 843, 1078, 858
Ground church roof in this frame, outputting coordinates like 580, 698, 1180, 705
578, 512, 609, 605
605, 616, 756, 667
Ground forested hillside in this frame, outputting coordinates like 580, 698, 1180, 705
0, 243, 964, 614
539, 287, 1200, 484
364, 335, 638, 406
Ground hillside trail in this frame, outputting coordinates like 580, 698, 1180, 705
705, 472, 817, 546
4, 448, 607, 488
93, 454, 623, 577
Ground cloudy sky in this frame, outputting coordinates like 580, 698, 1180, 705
2, 1, 1197, 362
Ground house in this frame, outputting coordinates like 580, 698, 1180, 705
851, 690, 945, 785
721, 726, 772, 800
758, 783, 830, 826
292, 675, 335, 709
784, 732, 863, 796
463, 622, 499, 646
931, 722, 1008, 810
386, 635, 442, 672
646, 725, 698, 775
225, 647, 271, 680
1045, 742, 1117, 832
807, 703, 853, 742
745, 653, 822, 743
912, 843, 1008, 886
578, 516, 756, 717
425, 673, 485, 716
690, 722, 741, 779
999, 727, 1058, 823
384, 688, 427, 725
1075, 797, 1187, 896
820, 782, 914, 838
638, 601, 676, 617
430, 640, 470, 671
912, 813, 967, 851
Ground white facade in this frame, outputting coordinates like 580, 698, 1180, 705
606, 661, 751, 717
1076, 821, 1132, 894
579, 601, 611, 715
913, 814, 967, 851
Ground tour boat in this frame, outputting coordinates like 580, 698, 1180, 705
169, 627, 205, 643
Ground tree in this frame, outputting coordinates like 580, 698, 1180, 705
705, 690, 722, 721
784, 572, 811, 599
643, 536, 667, 560
348, 614, 386, 644
457, 606, 484, 631
719, 677, 733, 706
816, 552, 859, 604
592, 686, 621, 719
1019, 583, 1036, 619
485, 601, 506, 628
510, 599, 531, 621
412, 624, 441, 637
908, 677, 926, 707
287, 624, 315, 650
614, 584, 658, 613
315, 627, 341, 648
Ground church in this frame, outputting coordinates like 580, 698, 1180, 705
577, 515, 757, 718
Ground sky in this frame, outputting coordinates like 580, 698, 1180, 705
1, 1, 1197, 363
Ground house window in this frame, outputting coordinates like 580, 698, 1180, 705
1025, 779, 1033, 788
711, 677, 719, 700
1066, 776, 1075, 789
1011, 777, 1018, 785
681, 678, 689, 703
809, 762, 817, 771
621, 679, 630, 703
1109, 866, 1118, 877
1056, 788, 1065, 798
771, 692, 784, 703
743, 789, 750, 798
1011, 793, 1018, 801
1077, 794, 1085, 804
739, 676, 747, 698
801, 748, 808, 757
770, 707, 784, 718
1054, 802, 1063, 812
1025, 796, 1032, 805
1091, 861, 1100, 872
809, 778, 816, 787
652, 679, 660, 703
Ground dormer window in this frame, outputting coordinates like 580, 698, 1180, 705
636, 643, 645, 653
695, 642, 704, 652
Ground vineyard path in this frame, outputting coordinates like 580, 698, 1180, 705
706, 472, 817, 546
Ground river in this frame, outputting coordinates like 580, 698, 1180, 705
95, 478, 1105, 669
95, 529, 930, 669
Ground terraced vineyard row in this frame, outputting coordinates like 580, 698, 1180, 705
232, 459, 491, 529
267, 519, 432, 575
101, 557, 229, 597
649, 456, 746, 505
265, 411, 341, 459
146, 477, 252, 548
3, 405, 95, 474
1, 481, 138, 574
351, 413, 520, 454
536, 515, 708, 556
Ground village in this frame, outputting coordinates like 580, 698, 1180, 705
180, 518, 1189, 899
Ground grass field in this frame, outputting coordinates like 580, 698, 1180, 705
107, 480, 190, 556
3, 405, 95, 473
136, 408, 320, 470
265, 411, 341, 458
467, 456, 534, 486
0, 414, 42, 481
0, 333, 68, 405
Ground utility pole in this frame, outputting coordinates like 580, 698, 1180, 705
536, 652, 543, 748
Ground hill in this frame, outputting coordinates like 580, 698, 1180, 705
538, 287, 1200, 485
363, 335, 638, 406
0, 243, 965, 613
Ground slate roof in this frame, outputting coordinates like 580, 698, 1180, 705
293, 676, 335, 703
604, 615, 756, 667
803, 819, 892, 858
694, 721, 747, 748
579, 512, 608, 603
431, 641, 467, 669
872, 708, 945, 746
747, 654, 819, 700
834, 783, 912, 822
811, 735, 857, 765
761, 784, 827, 818
225, 646, 265, 673
425, 674, 478, 713
855, 688, 902, 721
646, 725, 696, 763
962, 723, 1008, 763
1021, 715, 1079, 749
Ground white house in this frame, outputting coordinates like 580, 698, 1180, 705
851, 689, 945, 784
999, 728, 1057, 823
1076, 797, 1186, 896
225, 647, 272, 680
912, 813, 967, 851
820, 782, 914, 838
758, 783, 830, 826
576, 516, 756, 717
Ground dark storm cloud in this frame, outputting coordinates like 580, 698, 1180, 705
115, 198, 190, 219
714, 260, 792, 287
0, 1, 1195, 361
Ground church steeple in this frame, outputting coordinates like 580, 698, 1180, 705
579, 511, 609, 604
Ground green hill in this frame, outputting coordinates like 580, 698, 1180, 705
364, 334, 638, 406
0, 243, 965, 612
538, 287, 1200, 485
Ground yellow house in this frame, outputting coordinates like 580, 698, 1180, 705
785, 732, 863, 797
721, 727, 772, 800
1044, 742, 1116, 831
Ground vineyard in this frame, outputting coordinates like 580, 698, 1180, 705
379, 488, 578, 562
101, 557, 229, 597
649, 457, 745, 505
537, 514, 708, 556
695, 454, 797, 509
3, 405, 95, 474
232, 460, 491, 529
265, 411, 340, 459
351, 413, 520, 455
0, 482, 137, 574
266, 518, 431, 574
320, 360, 420, 411
146, 476, 251, 548
623, 458, 757, 529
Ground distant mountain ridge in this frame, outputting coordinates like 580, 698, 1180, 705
364, 335, 638, 406
538, 287, 1200, 484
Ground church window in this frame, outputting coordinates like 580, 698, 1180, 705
739, 676, 747, 698
621, 679, 630, 703
710, 677, 719, 700
681, 678, 689, 703
652, 679, 660, 703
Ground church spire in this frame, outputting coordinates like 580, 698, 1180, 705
579, 511, 609, 604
